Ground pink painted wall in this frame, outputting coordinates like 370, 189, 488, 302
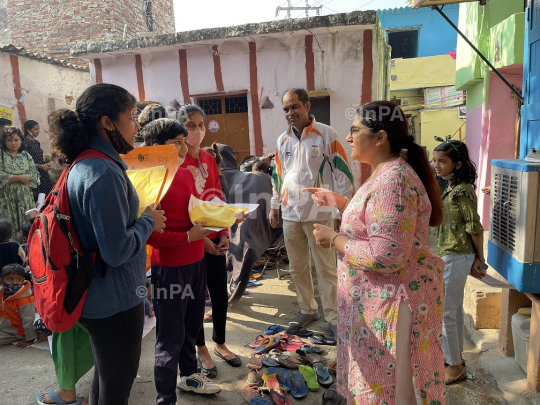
470, 69, 523, 230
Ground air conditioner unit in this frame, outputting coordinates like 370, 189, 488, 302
458, 106, 466, 119
488, 160, 540, 292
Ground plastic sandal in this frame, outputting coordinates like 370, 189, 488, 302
277, 368, 293, 392
247, 353, 263, 369
308, 334, 337, 346
277, 352, 303, 369
258, 371, 278, 391
250, 397, 273, 405
242, 384, 262, 404
264, 325, 284, 335
312, 362, 334, 387
249, 334, 267, 349
254, 336, 280, 354
36, 391, 85, 405
298, 344, 323, 354
298, 365, 320, 391
270, 388, 291, 405
295, 350, 321, 365
262, 351, 281, 367
290, 372, 308, 399
328, 360, 337, 375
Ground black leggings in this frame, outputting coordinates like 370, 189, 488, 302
196, 238, 229, 346
80, 302, 144, 405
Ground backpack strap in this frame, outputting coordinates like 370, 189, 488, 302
65, 149, 121, 279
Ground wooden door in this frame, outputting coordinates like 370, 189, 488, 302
198, 95, 250, 164
521, 0, 540, 158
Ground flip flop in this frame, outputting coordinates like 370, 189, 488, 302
249, 334, 267, 349
254, 337, 280, 354
265, 376, 290, 405
242, 384, 263, 404
250, 397, 273, 405
270, 388, 291, 405
247, 353, 263, 369
203, 311, 213, 323
328, 360, 337, 375
247, 369, 263, 385
298, 365, 320, 391
277, 368, 293, 392
312, 362, 334, 387
258, 371, 278, 391
37, 391, 85, 405
298, 344, 323, 354
286, 326, 313, 337
277, 352, 303, 369
264, 325, 284, 335
262, 351, 281, 367
247, 281, 261, 288
322, 383, 346, 405
309, 334, 337, 346
278, 335, 305, 352
290, 372, 308, 399
294, 350, 321, 365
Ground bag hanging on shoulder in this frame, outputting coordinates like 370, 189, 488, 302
27, 149, 111, 333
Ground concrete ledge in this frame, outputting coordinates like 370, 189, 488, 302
463, 271, 502, 330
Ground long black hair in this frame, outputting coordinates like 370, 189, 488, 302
23, 120, 39, 137
48, 83, 137, 165
358, 101, 443, 227
434, 140, 478, 189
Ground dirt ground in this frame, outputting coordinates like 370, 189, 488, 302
0, 263, 519, 405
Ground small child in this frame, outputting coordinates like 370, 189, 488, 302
0, 264, 37, 347
0, 219, 26, 270
18, 222, 31, 256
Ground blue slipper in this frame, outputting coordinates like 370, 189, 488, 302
36, 390, 85, 405
277, 368, 293, 392
312, 362, 333, 387
290, 372, 308, 399
264, 324, 284, 335
250, 397, 273, 405
247, 281, 262, 288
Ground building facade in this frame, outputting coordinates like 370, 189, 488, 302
71, 12, 391, 185
378, 5, 465, 157
0, 45, 91, 152
455, 0, 525, 229
0, 0, 175, 60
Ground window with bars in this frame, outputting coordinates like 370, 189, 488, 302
225, 96, 248, 114
199, 98, 222, 115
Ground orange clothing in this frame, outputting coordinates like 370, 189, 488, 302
0, 281, 36, 343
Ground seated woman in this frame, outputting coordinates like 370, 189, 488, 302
141, 118, 220, 403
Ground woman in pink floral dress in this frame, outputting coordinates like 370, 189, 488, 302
306, 101, 445, 405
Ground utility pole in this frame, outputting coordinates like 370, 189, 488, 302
276, 0, 322, 18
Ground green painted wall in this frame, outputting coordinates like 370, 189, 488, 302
490, 13, 525, 68
455, 0, 525, 91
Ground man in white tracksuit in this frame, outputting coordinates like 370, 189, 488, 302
269, 88, 354, 336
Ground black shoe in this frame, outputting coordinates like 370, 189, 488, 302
213, 347, 242, 367
197, 357, 218, 378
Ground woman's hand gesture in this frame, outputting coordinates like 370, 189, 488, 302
302, 187, 338, 208
188, 222, 213, 242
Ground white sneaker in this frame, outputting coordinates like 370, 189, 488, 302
177, 373, 221, 395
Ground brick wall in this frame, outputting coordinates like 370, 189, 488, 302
5, 0, 175, 59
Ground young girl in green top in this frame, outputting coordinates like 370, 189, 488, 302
433, 139, 486, 385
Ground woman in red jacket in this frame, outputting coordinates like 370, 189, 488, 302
176, 105, 241, 377
142, 118, 220, 403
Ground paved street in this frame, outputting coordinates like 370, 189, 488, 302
0, 263, 528, 404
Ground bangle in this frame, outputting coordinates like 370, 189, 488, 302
187, 230, 191, 244
339, 197, 349, 213
330, 234, 341, 251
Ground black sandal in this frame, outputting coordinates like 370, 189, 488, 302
197, 357, 218, 378
213, 347, 242, 367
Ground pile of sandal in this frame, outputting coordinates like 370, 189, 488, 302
242, 324, 337, 404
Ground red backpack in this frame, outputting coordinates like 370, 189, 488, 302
28, 149, 111, 333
